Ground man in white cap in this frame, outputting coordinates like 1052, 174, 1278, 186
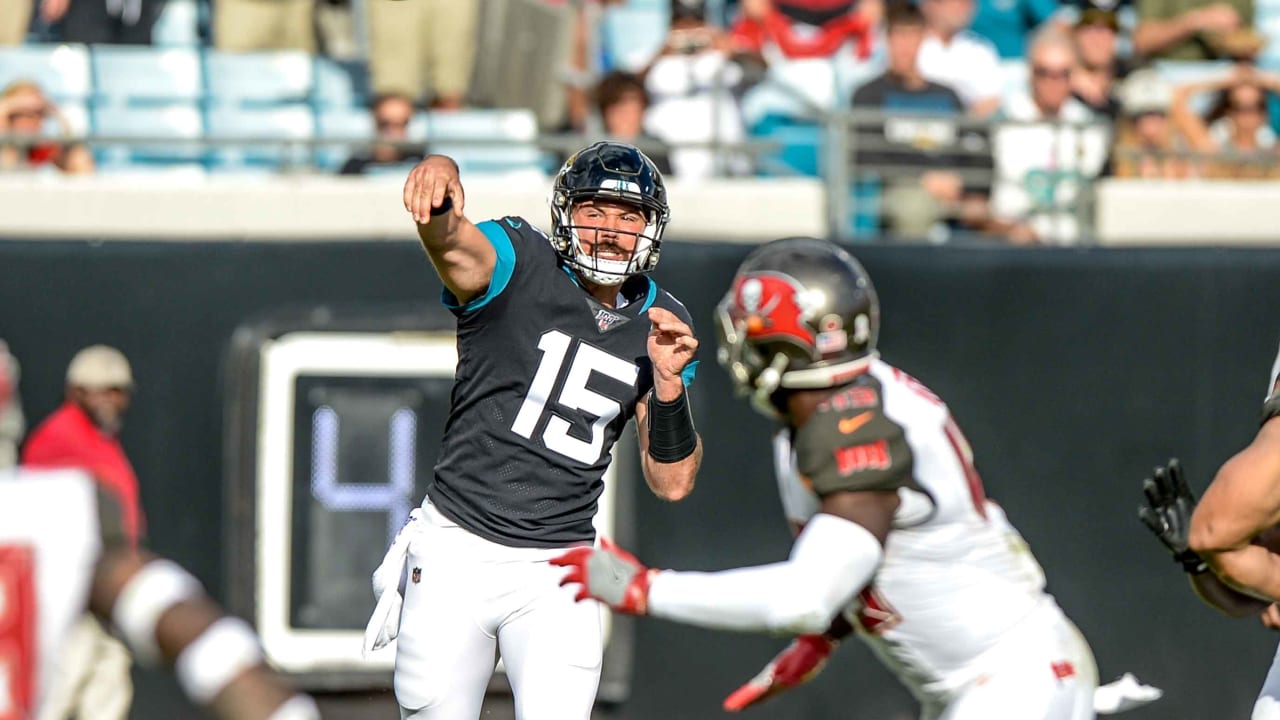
22, 344, 140, 720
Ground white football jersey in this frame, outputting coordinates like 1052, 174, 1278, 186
0, 468, 104, 719
776, 359, 1065, 703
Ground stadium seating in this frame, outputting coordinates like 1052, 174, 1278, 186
313, 58, 370, 110
204, 50, 314, 107
206, 105, 315, 172
90, 46, 202, 106
424, 109, 546, 175
315, 106, 375, 171
0, 44, 91, 103
92, 104, 205, 169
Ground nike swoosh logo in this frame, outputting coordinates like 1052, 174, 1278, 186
838, 412, 874, 435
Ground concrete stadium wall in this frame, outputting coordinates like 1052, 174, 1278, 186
4, 175, 1280, 245
2, 239, 1279, 719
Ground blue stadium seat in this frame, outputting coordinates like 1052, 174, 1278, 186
315, 107, 374, 171
205, 105, 315, 171
424, 109, 546, 175
205, 51, 313, 107
153, 0, 200, 47
90, 46, 202, 106
0, 44, 91, 102
91, 104, 205, 167
312, 58, 370, 109
601, 1, 669, 72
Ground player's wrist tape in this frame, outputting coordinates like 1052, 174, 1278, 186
112, 559, 204, 666
267, 695, 322, 720
175, 617, 264, 705
1175, 549, 1209, 575
646, 388, 697, 463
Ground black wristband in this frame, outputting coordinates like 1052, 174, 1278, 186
646, 388, 697, 463
1175, 549, 1209, 575
429, 195, 454, 217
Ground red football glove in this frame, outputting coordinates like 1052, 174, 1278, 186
551, 537, 655, 615
723, 634, 837, 712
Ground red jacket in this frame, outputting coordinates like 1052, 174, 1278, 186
731, 7, 873, 60
22, 402, 145, 545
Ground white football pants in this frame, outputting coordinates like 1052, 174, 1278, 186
393, 502, 603, 720
1253, 640, 1280, 719
924, 602, 1098, 720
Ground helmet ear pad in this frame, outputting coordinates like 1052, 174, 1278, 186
549, 141, 670, 286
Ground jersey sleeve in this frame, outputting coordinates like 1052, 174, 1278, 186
793, 383, 917, 498
441, 215, 544, 316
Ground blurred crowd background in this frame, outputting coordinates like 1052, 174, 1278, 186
2, 0, 1280, 243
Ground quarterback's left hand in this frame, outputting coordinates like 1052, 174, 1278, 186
551, 537, 655, 615
647, 307, 697, 401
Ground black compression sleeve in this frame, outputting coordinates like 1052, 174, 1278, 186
646, 389, 697, 463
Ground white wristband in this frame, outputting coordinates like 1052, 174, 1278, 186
112, 559, 203, 665
268, 695, 322, 720
175, 617, 264, 705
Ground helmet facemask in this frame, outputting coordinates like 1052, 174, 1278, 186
550, 192, 664, 287
549, 142, 670, 287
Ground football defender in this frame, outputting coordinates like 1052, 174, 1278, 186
555, 238, 1099, 719
0, 355, 316, 720
380, 142, 702, 719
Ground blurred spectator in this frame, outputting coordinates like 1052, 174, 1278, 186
214, 0, 316, 52
918, 0, 1004, 116
972, 0, 1060, 58
1171, 63, 1280, 178
991, 29, 1109, 244
23, 345, 140, 720
339, 93, 424, 175
0, 341, 21, 472
1133, 0, 1262, 61
0, 0, 32, 45
594, 71, 673, 175
367, 0, 478, 110
645, 0, 752, 178
1111, 67, 1193, 178
851, 1, 992, 237
43, 0, 166, 44
0, 80, 93, 175
1071, 4, 1131, 119
730, 0, 877, 59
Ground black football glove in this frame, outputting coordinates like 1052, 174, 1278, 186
1138, 459, 1208, 574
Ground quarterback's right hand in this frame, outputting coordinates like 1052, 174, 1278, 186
403, 155, 465, 225
1138, 459, 1208, 574
723, 634, 837, 712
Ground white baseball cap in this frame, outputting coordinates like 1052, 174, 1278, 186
66, 345, 134, 390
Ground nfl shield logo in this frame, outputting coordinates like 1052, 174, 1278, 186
412, 567, 421, 584
594, 308, 625, 333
